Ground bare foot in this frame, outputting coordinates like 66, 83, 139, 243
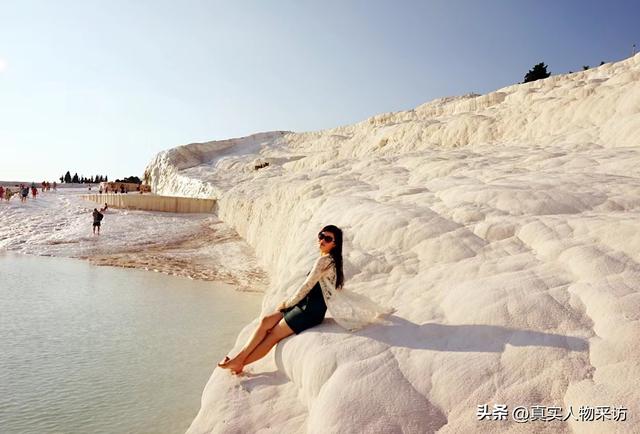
219, 355, 244, 375
217, 356, 231, 368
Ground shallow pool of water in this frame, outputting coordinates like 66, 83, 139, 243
0, 253, 261, 434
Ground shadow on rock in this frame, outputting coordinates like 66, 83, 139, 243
320, 316, 589, 352
236, 369, 289, 391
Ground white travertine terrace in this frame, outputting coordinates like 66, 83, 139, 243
145, 55, 640, 433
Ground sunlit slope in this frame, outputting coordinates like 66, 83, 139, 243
147, 54, 640, 433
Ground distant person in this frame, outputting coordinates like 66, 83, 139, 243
41, 181, 46, 192
0, 186, 4, 201
5, 187, 13, 201
92, 203, 108, 235
120, 184, 125, 194
99, 187, 103, 194
20, 186, 29, 202
52, 181, 57, 191
31, 187, 37, 199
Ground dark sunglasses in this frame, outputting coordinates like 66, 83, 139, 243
318, 232, 335, 243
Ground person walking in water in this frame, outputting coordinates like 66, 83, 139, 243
217, 225, 395, 376
20, 185, 29, 203
31, 186, 38, 199
92, 203, 108, 235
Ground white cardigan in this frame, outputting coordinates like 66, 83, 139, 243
282, 254, 396, 331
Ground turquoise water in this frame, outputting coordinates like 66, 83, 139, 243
0, 253, 261, 434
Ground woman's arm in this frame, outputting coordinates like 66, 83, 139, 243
280, 256, 332, 309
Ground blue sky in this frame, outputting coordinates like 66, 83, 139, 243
0, 0, 638, 182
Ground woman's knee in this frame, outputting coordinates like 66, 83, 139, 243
259, 312, 283, 331
258, 316, 271, 331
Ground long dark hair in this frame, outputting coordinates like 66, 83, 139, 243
322, 224, 344, 289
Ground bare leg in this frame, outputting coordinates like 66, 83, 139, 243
242, 320, 295, 366
225, 319, 295, 375
219, 311, 283, 372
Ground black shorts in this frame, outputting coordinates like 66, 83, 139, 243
93, 222, 101, 227
280, 282, 327, 334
